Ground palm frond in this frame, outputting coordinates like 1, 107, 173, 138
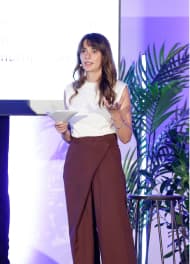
132, 43, 189, 88
122, 147, 139, 194
151, 105, 189, 177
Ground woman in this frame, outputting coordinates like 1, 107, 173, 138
55, 33, 136, 264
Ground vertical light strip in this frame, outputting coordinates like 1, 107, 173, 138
8, 116, 40, 262
140, 54, 147, 264
140, 54, 147, 180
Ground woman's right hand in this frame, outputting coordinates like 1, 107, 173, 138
55, 121, 69, 134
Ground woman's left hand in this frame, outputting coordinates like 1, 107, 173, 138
103, 98, 123, 121
103, 98, 121, 112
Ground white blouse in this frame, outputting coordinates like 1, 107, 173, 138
64, 80, 126, 138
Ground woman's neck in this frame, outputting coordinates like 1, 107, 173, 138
86, 71, 101, 83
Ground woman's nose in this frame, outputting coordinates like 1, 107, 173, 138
84, 51, 91, 58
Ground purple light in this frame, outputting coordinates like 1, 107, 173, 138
8, 116, 72, 263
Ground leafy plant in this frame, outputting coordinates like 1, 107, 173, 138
120, 43, 189, 263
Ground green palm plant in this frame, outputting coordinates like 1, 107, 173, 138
120, 43, 189, 263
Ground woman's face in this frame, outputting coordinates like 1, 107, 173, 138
80, 39, 102, 75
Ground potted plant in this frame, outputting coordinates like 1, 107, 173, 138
120, 43, 189, 263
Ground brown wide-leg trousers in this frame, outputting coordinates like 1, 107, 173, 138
63, 134, 137, 264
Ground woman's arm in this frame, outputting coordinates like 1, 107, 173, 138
104, 86, 132, 144
55, 122, 72, 143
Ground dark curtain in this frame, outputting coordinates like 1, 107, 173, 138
0, 116, 10, 264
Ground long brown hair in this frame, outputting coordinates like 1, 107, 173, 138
71, 33, 117, 106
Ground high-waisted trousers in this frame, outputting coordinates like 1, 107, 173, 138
63, 134, 137, 264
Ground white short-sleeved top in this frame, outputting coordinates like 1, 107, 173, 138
64, 80, 126, 138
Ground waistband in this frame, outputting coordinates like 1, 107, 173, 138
71, 133, 117, 143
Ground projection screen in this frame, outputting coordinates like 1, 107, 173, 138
0, 0, 119, 114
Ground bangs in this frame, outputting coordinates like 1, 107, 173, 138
79, 37, 102, 52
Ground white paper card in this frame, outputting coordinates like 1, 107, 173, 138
47, 110, 77, 122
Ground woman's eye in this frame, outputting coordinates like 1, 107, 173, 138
80, 48, 86, 53
92, 48, 97, 53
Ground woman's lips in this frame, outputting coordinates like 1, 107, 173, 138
84, 61, 93, 65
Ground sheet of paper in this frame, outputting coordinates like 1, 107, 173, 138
47, 110, 77, 122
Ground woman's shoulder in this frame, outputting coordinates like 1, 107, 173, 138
114, 80, 128, 100
64, 82, 75, 95
65, 82, 74, 90
115, 80, 127, 90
